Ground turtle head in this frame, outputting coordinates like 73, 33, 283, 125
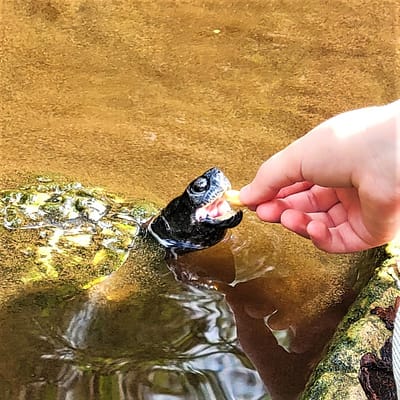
148, 167, 243, 254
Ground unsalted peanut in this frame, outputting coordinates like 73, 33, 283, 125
224, 189, 243, 206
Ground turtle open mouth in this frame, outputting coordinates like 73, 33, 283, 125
194, 191, 241, 226
148, 167, 243, 253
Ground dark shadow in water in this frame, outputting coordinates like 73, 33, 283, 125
0, 274, 267, 400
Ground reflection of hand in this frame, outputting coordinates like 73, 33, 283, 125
225, 287, 319, 400
240, 100, 400, 253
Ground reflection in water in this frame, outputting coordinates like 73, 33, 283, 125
64, 299, 97, 350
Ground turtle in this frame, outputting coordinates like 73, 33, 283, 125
0, 167, 250, 398
0, 166, 242, 297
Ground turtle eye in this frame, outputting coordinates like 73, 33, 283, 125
191, 177, 209, 193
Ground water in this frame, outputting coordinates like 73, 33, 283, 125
0, 0, 399, 399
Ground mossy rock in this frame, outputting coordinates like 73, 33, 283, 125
302, 242, 400, 399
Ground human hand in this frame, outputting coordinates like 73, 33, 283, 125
240, 100, 400, 253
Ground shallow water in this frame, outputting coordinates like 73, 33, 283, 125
1, 0, 399, 399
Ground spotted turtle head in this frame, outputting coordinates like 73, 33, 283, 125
148, 167, 242, 254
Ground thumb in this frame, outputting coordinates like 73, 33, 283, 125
240, 147, 305, 206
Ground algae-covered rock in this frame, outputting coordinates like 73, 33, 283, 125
302, 243, 400, 400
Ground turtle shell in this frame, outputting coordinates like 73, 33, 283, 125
0, 177, 161, 292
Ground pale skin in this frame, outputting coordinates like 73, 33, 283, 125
239, 100, 400, 253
